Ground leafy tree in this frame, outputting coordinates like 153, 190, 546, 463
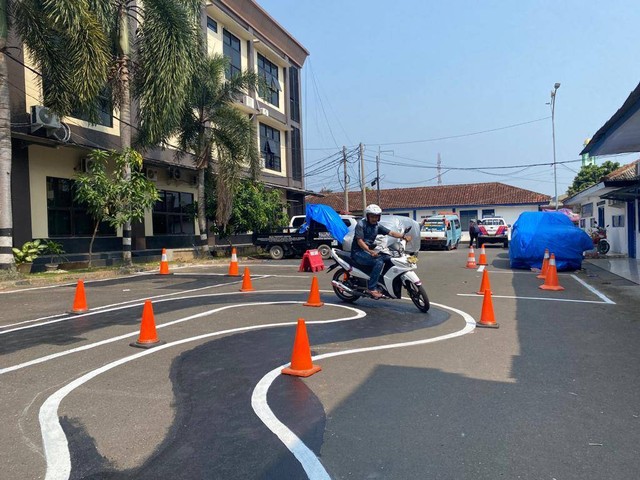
205, 175, 287, 238
74, 149, 159, 267
163, 55, 262, 255
566, 161, 620, 197
0, 1, 110, 269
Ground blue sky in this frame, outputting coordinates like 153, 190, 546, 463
257, 0, 640, 198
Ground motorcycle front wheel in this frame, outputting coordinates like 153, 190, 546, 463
332, 268, 360, 303
597, 239, 610, 255
406, 281, 430, 312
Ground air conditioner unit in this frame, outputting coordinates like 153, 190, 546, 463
168, 167, 181, 180
242, 95, 255, 109
81, 157, 96, 173
259, 107, 269, 117
145, 168, 158, 182
31, 105, 62, 130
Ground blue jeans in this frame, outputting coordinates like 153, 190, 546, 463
352, 250, 386, 290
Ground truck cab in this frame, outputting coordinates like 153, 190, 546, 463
420, 214, 462, 250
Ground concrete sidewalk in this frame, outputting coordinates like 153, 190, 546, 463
586, 257, 640, 285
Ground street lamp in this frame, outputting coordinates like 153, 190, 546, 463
550, 82, 561, 210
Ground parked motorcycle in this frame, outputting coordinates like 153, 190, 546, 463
591, 225, 610, 255
327, 227, 430, 312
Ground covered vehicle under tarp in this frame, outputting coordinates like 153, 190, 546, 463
342, 215, 421, 255
299, 204, 349, 243
509, 212, 593, 271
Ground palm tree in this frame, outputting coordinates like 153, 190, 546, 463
93, 0, 201, 265
0, 0, 110, 269
171, 55, 261, 255
0, 1, 202, 268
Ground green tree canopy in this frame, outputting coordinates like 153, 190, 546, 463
566, 161, 620, 197
74, 148, 159, 266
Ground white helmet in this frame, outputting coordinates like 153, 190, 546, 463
364, 204, 382, 216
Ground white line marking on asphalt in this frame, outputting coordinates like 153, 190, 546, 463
456, 293, 615, 304
0, 291, 333, 374
570, 274, 616, 304
252, 302, 476, 480
39, 303, 366, 480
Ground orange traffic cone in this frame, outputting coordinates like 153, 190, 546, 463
478, 245, 488, 266
159, 248, 171, 275
477, 289, 499, 328
304, 276, 324, 307
281, 318, 322, 377
466, 246, 477, 269
539, 253, 564, 291
228, 247, 240, 277
240, 267, 255, 292
476, 269, 492, 295
536, 249, 550, 279
130, 300, 165, 348
69, 279, 89, 314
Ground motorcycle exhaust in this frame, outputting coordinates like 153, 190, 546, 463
331, 280, 355, 294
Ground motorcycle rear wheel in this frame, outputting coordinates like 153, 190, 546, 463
406, 282, 430, 312
597, 239, 610, 255
332, 268, 360, 303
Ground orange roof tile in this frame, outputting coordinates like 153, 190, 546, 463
307, 182, 550, 212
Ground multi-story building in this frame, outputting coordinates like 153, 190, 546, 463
6, 0, 308, 260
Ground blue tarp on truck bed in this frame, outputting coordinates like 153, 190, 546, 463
509, 211, 593, 271
299, 204, 349, 243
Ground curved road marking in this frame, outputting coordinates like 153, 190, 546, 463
39, 303, 366, 480
0, 292, 333, 375
251, 302, 476, 480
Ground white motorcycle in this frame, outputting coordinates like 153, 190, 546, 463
327, 226, 430, 312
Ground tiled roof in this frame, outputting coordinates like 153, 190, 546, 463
603, 159, 640, 182
307, 182, 550, 212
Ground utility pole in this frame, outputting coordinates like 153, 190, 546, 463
343, 146, 349, 213
376, 147, 381, 205
437, 153, 442, 185
359, 143, 366, 210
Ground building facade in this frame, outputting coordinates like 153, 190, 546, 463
5, 0, 308, 260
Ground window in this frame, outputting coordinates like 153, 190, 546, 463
223, 29, 241, 79
44, 76, 113, 127
581, 203, 593, 217
482, 209, 495, 218
289, 65, 300, 122
46, 177, 115, 237
612, 215, 625, 228
260, 123, 281, 172
291, 127, 302, 180
207, 17, 217, 33
152, 190, 195, 235
258, 53, 280, 106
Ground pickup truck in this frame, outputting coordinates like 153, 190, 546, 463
253, 214, 356, 260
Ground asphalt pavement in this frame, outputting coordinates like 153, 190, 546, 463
0, 248, 638, 480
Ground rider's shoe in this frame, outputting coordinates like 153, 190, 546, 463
367, 289, 383, 299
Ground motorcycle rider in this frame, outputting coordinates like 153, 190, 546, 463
351, 204, 412, 299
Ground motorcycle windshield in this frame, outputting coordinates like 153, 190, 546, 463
379, 215, 421, 254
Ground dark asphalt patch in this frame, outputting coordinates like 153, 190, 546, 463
64, 305, 452, 478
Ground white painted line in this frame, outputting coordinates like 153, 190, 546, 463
0, 291, 333, 374
252, 302, 476, 480
39, 303, 366, 480
456, 293, 615, 305
570, 274, 616, 304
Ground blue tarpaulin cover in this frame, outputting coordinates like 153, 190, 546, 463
509, 212, 593, 271
299, 204, 349, 242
